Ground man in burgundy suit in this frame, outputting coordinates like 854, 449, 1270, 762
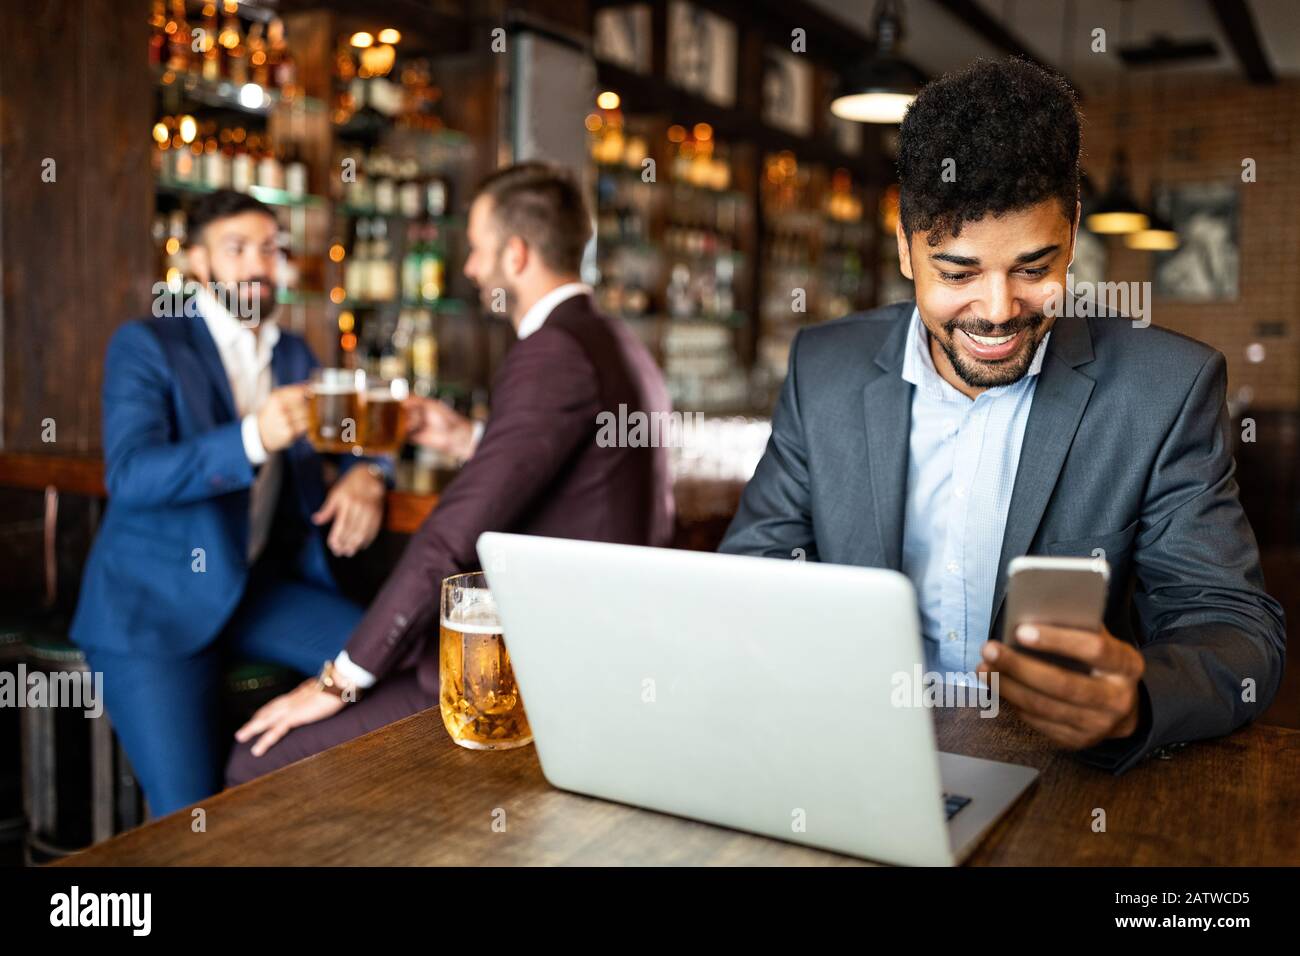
226, 163, 674, 782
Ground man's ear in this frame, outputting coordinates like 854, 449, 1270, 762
504, 235, 528, 277
895, 219, 914, 281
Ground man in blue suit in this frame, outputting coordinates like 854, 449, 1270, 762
71, 190, 387, 816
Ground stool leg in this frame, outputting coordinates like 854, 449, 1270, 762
115, 736, 142, 832
90, 710, 114, 843
20, 701, 56, 855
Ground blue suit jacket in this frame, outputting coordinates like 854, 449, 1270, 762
71, 314, 355, 659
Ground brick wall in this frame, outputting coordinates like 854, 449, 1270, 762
1080, 76, 1300, 410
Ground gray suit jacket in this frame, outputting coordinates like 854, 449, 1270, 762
721, 300, 1285, 773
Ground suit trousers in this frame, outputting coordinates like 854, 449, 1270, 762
83, 567, 363, 818
224, 666, 437, 788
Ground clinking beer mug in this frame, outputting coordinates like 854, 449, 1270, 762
307, 368, 408, 455
438, 572, 533, 750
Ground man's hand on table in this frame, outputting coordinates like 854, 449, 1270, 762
235, 676, 351, 757
976, 623, 1145, 749
312, 462, 385, 557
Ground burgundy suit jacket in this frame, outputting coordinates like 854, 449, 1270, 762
346, 292, 674, 694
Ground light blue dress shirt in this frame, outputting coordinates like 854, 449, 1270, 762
899, 307, 1050, 683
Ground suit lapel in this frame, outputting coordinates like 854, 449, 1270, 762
185, 314, 238, 423
860, 304, 914, 570
987, 314, 1096, 635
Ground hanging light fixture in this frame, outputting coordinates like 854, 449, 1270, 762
1125, 73, 1178, 250
1125, 201, 1177, 249
1086, 148, 1149, 234
1086, 0, 1148, 235
830, 0, 926, 124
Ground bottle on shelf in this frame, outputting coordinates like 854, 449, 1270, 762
409, 309, 438, 396
220, 0, 247, 86
149, 1, 168, 68
420, 225, 445, 303
368, 217, 397, 302
166, 0, 192, 73
402, 223, 424, 305
346, 218, 371, 301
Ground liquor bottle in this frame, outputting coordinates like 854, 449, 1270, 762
420, 225, 445, 303
369, 218, 397, 302
409, 309, 438, 396
425, 175, 447, 219
268, 18, 296, 93
200, 2, 221, 81
398, 160, 423, 219
283, 142, 308, 198
247, 21, 270, 88
252, 135, 283, 190
149, 0, 167, 68
230, 129, 253, 191
221, 1, 248, 86
347, 218, 371, 301
402, 223, 423, 305
166, 0, 191, 73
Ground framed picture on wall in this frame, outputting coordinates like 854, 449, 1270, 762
1154, 182, 1240, 302
594, 4, 652, 74
762, 48, 813, 137
666, 1, 737, 107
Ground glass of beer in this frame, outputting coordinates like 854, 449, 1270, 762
439, 572, 532, 750
307, 368, 364, 454
358, 376, 408, 455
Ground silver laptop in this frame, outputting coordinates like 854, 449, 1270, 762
476, 532, 1038, 866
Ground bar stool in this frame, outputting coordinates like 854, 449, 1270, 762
19, 631, 301, 863
0, 614, 32, 855
19, 632, 138, 863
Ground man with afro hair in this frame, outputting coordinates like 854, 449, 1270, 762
722, 57, 1283, 774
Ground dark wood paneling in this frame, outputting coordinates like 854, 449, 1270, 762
0, 0, 153, 454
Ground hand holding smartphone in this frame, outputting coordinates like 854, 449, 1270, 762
1002, 555, 1110, 674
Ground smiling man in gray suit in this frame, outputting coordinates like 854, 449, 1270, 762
721, 58, 1284, 773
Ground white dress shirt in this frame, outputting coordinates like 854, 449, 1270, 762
332, 280, 594, 690
899, 306, 1050, 684
196, 286, 281, 564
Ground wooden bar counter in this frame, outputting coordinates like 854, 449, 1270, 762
53, 704, 1300, 867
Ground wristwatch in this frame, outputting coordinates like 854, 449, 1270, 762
315, 660, 361, 702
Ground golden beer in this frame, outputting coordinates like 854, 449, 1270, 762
307, 369, 363, 454
359, 385, 405, 454
439, 574, 532, 750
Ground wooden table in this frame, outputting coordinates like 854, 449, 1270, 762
55, 705, 1300, 866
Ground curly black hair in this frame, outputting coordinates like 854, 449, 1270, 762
897, 57, 1081, 246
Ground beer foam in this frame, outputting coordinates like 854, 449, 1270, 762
311, 383, 358, 395
440, 619, 503, 636
443, 586, 499, 632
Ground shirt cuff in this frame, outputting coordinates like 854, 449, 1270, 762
333, 650, 378, 689
240, 413, 268, 466
469, 420, 485, 455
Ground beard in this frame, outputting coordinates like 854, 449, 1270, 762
936, 311, 1050, 389
475, 262, 517, 320
207, 276, 277, 327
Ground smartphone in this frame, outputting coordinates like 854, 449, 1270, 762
1002, 555, 1110, 674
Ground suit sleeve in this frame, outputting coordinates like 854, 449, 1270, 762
102, 322, 254, 507
718, 329, 819, 560
343, 326, 602, 679
1077, 351, 1286, 773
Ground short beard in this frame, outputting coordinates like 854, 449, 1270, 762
937, 312, 1048, 389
